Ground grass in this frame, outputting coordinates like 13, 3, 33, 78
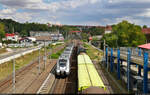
83, 42, 128, 93
0, 44, 63, 81
49, 48, 65, 59
48, 43, 63, 49
83, 43, 103, 61
0, 48, 7, 54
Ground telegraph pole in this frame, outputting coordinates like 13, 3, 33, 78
50, 44, 52, 64
104, 39, 106, 58
38, 47, 41, 75
44, 40, 46, 70
12, 58, 15, 93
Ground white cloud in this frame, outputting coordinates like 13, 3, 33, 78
0, 8, 16, 14
115, 16, 142, 25
137, 8, 150, 17
108, 0, 150, 3
0, 0, 150, 26
14, 12, 32, 22
0, 0, 100, 12
0, 9, 32, 22
89, 0, 99, 4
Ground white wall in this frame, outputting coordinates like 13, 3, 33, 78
105, 30, 112, 34
0, 47, 40, 64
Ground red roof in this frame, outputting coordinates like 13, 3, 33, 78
138, 43, 150, 49
142, 28, 150, 34
105, 25, 112, 31
5, 33, 15, 37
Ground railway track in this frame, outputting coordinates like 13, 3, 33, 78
93, 61, 113, 94
37, 64, 56, 94
0, 45, 65, 93
49, 41, 78, 94
0, 59, 39, 93
23, 59, 56, 93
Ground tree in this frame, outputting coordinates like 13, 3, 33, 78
82, 27, 104, 36
20, 30, 28, 37
81, 32, 89, 41
0, 23, 5, 42
102, 20, 146, 47
90, 27, 104, 36
143, 25, 147, 28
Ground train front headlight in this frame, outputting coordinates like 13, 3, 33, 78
57, 69, 60, 72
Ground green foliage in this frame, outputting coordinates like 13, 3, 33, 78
80, 27, 104, 42
90, 27, 104, 36
102, 20, 146, 47
82, 27, 104, 36
81, 32, 89, 42
0, 23, 5, 42
50, 53, 59, 59
143, 25, 147, 28
3, 40, 17, 44
20, 30, 28, 37
59, 25, 80, 39
49, 48, 65, 59
91, 37, 100, 47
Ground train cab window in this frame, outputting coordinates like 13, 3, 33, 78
66, 48, 70, 51
59, 59, 67, 67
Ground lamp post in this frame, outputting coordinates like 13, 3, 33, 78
38, 47, 41, 75
12, 58, 15, 93
44, 40, 46, 70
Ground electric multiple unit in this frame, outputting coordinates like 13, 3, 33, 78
56, 44, 74, 77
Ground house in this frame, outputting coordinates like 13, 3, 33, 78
30, 31, 51, 37
105, 25, 112, 34
70, 31, 82, 36
138, 43, 150, 54
27, 37, 36, 42
19, 38, 32, 43
34, 36, 52, 45
142, 28, 150, 43
49, 32, 64, 41
30, 31, 64, 41
5, 33, 18, 41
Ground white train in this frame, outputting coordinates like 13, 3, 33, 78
55, 44, 74, 77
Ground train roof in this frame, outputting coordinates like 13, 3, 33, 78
78, 53, 106, 92
60, 53, 70, 58
64, 50, 71, 54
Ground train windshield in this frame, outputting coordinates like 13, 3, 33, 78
59, 59, 67, 67
66, 48, 70, 51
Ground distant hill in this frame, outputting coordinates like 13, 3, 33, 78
0, 18, 105, 37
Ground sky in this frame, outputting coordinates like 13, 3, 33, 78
0, 0, 150, 26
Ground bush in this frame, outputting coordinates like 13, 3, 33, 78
50, 54, 59, 59
49, 48, 65, 59
3, 40, 17, 44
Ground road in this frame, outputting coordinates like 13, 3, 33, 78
0, 45, 43, 64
